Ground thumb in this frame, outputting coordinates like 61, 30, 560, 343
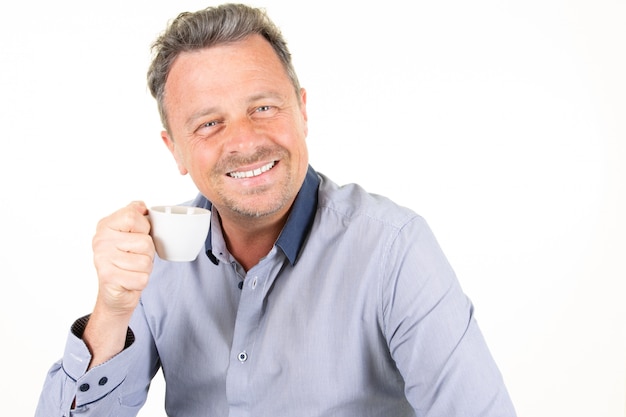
129, 200, 149, 216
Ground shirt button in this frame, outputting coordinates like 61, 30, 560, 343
238, 351, 248, 362
98, 377, 108, 386
79, 383, 90, 392
251, 277, 258, 288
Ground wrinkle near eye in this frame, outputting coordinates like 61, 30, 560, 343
193, 119, 221, 136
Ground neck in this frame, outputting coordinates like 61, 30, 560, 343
218, 209, 289, 271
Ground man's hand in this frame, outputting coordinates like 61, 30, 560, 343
84, 201, 155, 367
92, 201, 155, 315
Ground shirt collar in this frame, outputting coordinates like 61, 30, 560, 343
192, 165, 320, 266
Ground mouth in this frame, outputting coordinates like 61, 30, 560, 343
227, 160, 277, 179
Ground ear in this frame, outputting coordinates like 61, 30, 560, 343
299, 88, 309, 136
299, 88, 308, 121
161, 131, 188, 175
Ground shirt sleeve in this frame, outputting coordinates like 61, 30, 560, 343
35, 308, 158, 417
382, 216, 517, 417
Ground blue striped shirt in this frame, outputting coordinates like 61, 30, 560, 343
36, 166, 516, 417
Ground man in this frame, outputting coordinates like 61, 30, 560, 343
36, 4, 517, 416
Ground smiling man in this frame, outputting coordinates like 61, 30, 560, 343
35, 4, 517, 417
160, 33, 310, 270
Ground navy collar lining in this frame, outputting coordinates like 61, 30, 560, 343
194, 165, 320, 266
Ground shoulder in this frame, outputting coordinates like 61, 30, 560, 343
316, 172, 424, 231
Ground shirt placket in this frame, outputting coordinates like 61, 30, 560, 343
225, 255, 275, 416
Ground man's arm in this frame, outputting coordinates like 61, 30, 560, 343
35, 202, 157, 416
34, 307, 159, 417
383, 216, 517, 416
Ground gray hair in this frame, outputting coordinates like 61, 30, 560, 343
147, 3, 301, 132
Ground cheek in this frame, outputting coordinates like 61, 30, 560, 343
298, 142, 309, 171
185, 143, 219, 176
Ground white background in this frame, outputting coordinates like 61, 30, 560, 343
1, 1, 624, 416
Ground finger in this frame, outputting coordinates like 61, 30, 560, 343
99, 205, 151, 235
128, 200, 148, 216
92, 227, 154, 260
95, 251, 153, 287
113, 232, 155, 258
110, 253, 154, 284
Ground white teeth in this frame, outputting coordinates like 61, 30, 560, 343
228, 161, 276, 179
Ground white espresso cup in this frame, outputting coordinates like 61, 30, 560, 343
148, 205, 211, 262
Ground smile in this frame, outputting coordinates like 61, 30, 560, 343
227, 161, 277, 179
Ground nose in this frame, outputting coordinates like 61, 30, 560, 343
225, 116, 262, 153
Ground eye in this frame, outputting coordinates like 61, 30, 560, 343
195, 120, 220, 135
198, 120, 220, 130
252, 105, 278, 119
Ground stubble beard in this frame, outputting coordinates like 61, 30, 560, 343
213, 146, 295, 219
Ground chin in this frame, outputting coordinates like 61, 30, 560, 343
234, 193, 292, 219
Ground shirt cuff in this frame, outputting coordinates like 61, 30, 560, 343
61, 315, 137, 407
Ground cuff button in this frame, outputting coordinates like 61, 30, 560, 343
99, 377, 108, 386
79, 383, 90, 392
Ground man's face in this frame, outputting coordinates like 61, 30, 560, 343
161, 34, 309, 222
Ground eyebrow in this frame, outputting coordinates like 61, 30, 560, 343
248, 91, 285, 103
